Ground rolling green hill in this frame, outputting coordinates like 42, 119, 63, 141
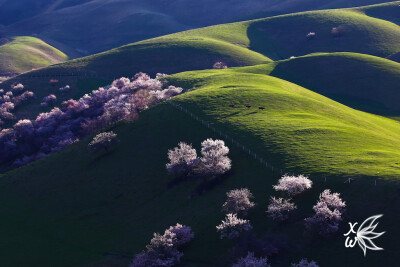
227, 52, 400, 116
6, 2, 400, 77
0, 0, 393, 55
0, 36, 68, 76
0, 69, 399, 266
3, 2, 400, 125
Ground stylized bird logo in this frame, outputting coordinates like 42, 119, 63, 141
344, 214, 385, 256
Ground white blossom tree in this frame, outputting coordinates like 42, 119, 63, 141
197, 138, 231, 177
131, 223, 194, 267
166, 142, 199, 176
216, 213, 252, 239
273, 174, 312, 196
222, 188, 255, 216
305, 189, 346, 236
267, 197, 297, 221
88, 131, 119, 153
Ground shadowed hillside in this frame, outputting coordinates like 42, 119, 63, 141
0, 0, 395, 55
0, 69, 399, 266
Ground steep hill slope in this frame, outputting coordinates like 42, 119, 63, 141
0, 70, 399, 266
0, 36, 68, 76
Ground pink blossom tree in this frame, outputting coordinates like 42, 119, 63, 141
197, 138, 231, 177
41, 94, 57, 107
11, 83, 24, 94
273, 174, 312, 196
222, 188, 255, 217
216, 213, 252, 239
267, 197, 297, 221
305, 189, 346, 236
232, 252, 271, 267
131, 223, 194, 267
166, 223, 195, 247
166, 142, 198, 176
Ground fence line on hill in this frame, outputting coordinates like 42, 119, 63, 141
166, 100, 387, 187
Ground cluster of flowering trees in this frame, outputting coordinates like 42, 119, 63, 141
131, 223, 194, 267
267, 174, 312, 221
214, 181, 323, 266
166, 138, 231, 178
217, 188, 255, 239
0, 83, 35, 126
0, 73, 183, 167
305, 189, 346, 236
266, 174, 345, 235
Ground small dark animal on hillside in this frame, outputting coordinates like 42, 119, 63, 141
229, 102, 235, 108
245, 104, 251, 108
258, 107, 265, 110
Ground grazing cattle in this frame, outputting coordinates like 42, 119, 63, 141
229, 101, 235, 108
245, 104, 251, 108
258, 107, 265, 110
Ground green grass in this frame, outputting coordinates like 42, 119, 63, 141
1, 70, 399, 265
0, 36, 68, 75
39, 36, 271, 78
246, 9, 400, 60
167, 70, 400, 178
356, 1, 400, 26
226, 52, 400, 116
8, 1, 400, 79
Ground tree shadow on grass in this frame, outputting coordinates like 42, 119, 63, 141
189, 171, 232, 198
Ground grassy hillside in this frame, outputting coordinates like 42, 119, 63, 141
0, 70, 399, 266
229, 52, 400, 116
3, 2, 400, 126
167, 70, 400, 178
389, 52, 400, 62
247, 9, 400, 60
0, 36, 68, 76
0, 1, 392, 55
36, 36, 271, 77
357, 1, 400, 26
4, 2, 400, 79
